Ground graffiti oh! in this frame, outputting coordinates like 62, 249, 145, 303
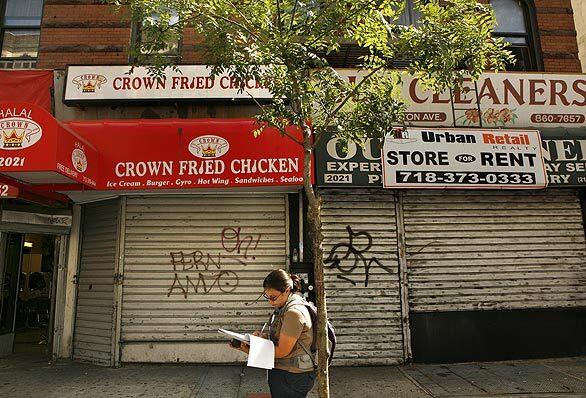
324, 225, 394, 287
167, 227, 262, 298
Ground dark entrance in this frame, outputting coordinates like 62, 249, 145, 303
0, 232, 59, 357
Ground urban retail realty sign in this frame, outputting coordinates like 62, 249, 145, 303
382, 129, 547, 189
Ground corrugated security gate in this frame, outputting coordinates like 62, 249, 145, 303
73, 199, 119, 366
120, 194, 286, 362
403, 189, 586, 312
320, 189, 405, 365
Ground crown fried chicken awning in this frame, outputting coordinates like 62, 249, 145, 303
0, 102, 98, 189
65, 119, 305, 190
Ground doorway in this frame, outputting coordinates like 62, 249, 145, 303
0, 232, 59, 357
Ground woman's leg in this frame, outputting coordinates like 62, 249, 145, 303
268, 369, 316, 398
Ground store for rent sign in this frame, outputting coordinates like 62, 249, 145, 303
382, 129, 547, 189
64, 65, 272, 103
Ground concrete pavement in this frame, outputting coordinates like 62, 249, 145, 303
0, 354, 584, 397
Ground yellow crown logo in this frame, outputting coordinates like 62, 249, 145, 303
3, 129, 24, 148
75, 159, 84, 171
82, 82, 96, 93
202, 145, 216, 157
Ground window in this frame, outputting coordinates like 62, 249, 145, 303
491, 0, 541, 71
0, 0, 43, 68
397, 0, 421, 26
133, 9, 181, 60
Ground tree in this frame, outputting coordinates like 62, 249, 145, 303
111, 0, 512, 396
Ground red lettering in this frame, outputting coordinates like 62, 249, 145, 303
479, 79, 501, 104
529, 79, 547, 105
180, 77, 189, 89
503, 78, 524, 105
572, 79, 586, 106
409, 79, 427, 104
550, 80, 570, 106
121, 77, 130, 90
220, 76, 229, 89
131, 77, 141, 90
172, 76, 180, 89
113, 77, 122, 90
432, 92, 450, 104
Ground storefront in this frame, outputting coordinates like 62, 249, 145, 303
0, 93, 88, 360
1, 76, 305, 367
62, 117, 304, 365
316, 72, 586, 364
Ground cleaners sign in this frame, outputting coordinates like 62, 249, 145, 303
382, 129, 547, 189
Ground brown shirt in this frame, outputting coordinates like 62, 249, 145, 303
271, 294, 313, 373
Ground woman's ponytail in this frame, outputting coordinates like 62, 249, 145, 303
290, 273, 302, 293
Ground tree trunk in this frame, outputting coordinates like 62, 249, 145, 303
302, 125, 330, 398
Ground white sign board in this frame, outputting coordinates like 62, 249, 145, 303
382, 129, 547, 189
337, 70, 586, 129
64, 65, 272, 102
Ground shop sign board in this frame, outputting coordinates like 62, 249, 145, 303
542, 134, 586, 186
337, 70, 586, 129
64, 65, 272, 103
315, 132, 383, 187
382, 129, 547, 189
66, 119, 305, 190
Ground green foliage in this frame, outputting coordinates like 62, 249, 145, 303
110, 0, 512, 145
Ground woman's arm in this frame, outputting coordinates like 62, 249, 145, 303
274, 333, 298, 358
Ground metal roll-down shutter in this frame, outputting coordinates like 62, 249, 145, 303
120, 194, 287, 363
73, 199, 119, 366
403, 189, 586, 313
321, 189, 404, 365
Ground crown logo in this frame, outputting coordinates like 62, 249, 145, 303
3, 129, 24, 148
202, 145, 216, 157
82, 82, 96, 93
72, 74, 107, 93
75, 159, 84, 171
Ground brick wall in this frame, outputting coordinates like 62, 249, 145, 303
36, 0, 583, 73
535, 0, 581, 73
36, 0, 132, 69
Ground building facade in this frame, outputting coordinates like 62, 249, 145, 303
0, 0, 584, 366
572, 0, 586, 71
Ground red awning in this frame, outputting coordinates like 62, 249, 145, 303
0, 102, 99, 190
0, 71, 53, 112
65, 119, 305, 191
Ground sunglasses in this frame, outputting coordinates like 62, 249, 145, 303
263, 289, 287, 302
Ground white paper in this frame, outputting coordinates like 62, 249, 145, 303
218, 328, 250, 344
247, 334, 275, 370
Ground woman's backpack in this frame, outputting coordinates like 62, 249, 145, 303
294, 299, 337, 365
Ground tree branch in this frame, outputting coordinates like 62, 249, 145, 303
319, 66, 385, 137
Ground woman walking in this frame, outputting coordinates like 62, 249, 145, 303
232, 269, 316, 398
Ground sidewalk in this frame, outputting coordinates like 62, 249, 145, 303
0, 354, 584, 397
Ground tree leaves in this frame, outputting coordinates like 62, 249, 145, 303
110, 0, 512, 144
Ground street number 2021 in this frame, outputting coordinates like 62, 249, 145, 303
0, 157, 25, 167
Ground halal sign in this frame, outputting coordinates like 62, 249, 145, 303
0, 108, 43, 150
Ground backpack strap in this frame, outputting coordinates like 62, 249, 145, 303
286, 300, 317, 369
